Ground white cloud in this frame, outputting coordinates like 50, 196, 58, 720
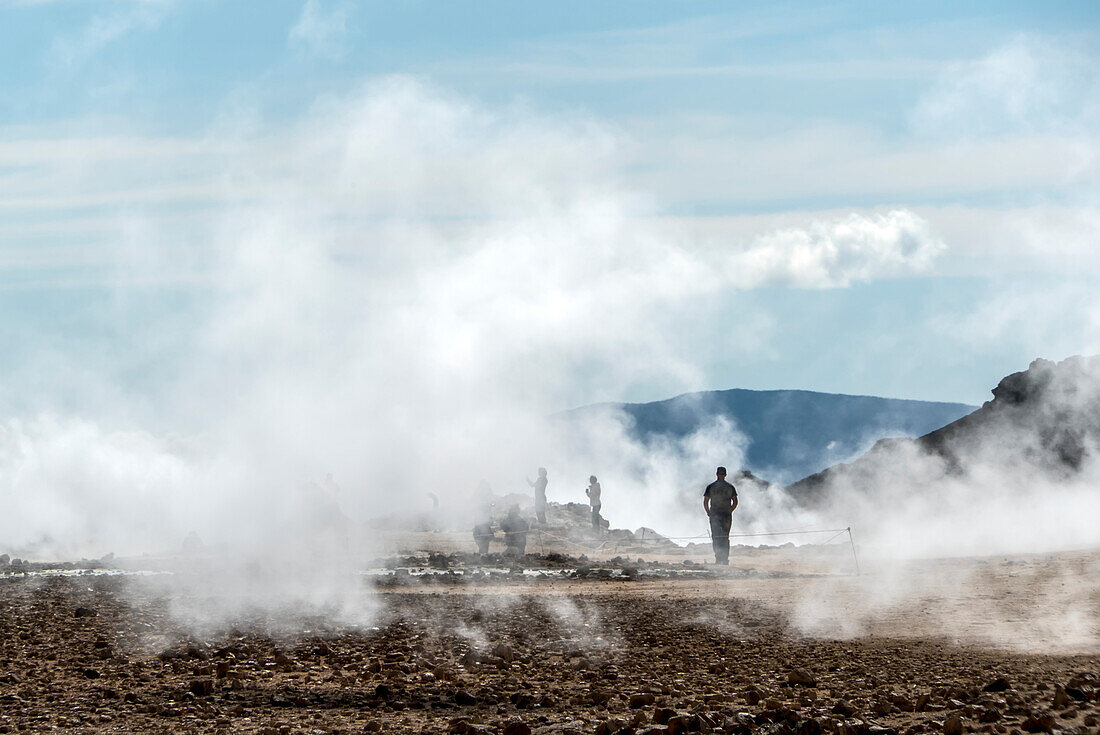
913, 34, 1100, 137
288, 0, 349, 59
728, 210, 944, 289
932, 283, 1100, 360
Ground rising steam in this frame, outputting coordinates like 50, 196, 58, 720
1, 79, 1095, 642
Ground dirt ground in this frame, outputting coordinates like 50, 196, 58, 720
1, 549, 1098, 735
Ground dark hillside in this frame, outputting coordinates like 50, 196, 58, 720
560, 388, 975, 484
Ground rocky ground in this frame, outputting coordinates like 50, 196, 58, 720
1, 552, 1098, 735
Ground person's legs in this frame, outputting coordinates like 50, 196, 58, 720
536, 506, 546, 524
710, 513, 732, 564
591, 506, 600, 530
717, 513, 731, 564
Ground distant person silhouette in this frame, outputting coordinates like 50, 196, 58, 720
703, 466, 738, 565
323, 472, 340, 497
473, 480, 495, 555
182, 531, 203, 553
500, 505, 530, 557
526, 467, 548, 524
585, 476, 602, 532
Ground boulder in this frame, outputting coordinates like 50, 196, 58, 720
503, 721, 532, 735
789, 669, 817, 687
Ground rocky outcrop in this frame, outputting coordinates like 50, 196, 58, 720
787, 355, 1100, 502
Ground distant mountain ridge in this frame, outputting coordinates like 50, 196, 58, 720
560, 388, 976, 484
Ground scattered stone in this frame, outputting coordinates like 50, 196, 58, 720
502, 721, 532, 735
190, 679, 214, 696
944, 713, 964, 735
1022, 714, 1056, 733
653, 708, 676, 724
74, 606, 97, 618
1063, 686, 1087, 702
984, 678, 1012, 693
630, 693, 657, 708
789, 669, 818, 687
595, 720, 628, 735
666, 714, 699, 735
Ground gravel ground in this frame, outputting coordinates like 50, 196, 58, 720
1, 553, 1098, 735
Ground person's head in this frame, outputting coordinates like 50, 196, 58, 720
716, 466, 727, 478
508, 504, 521, 516
538, 467, 547, 477
589, 475, 597, 484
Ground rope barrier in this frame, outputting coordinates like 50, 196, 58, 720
536, 527, 612, 553
472, 522, 861, 576
651, 527, 852, 542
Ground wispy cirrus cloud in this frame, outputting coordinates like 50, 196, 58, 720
913, 33, 1100, 137
288, 0, 350, 60
47, 0, 180, 67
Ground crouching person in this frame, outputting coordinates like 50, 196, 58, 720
473, 522, 494, 555
500, 505, 530, 557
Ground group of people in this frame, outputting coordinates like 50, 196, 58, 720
472, 468, 604, 557
473, 465, 739, 566
472, 504, 530, 556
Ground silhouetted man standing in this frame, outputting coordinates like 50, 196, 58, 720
585, 475, 602, 532
703, 466, 738, 565
527, 467, 548, 524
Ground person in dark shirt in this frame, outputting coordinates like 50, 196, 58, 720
703, 466, 738, 565
526, 467, 549, 524
585, 476, 602, 531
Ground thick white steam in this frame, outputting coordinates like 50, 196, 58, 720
5, 78, 1095, 642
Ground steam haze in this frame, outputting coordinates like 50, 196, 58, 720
1, 4, 1099, 639
0, 78, 952, 560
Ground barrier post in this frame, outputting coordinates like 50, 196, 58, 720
847, 526, 860, 576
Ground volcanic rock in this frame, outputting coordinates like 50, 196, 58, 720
190, 679, 214, 696
789, 669, 817, 687
502, 721, 532, 735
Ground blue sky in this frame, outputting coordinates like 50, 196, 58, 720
1, 0, 1099, 428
